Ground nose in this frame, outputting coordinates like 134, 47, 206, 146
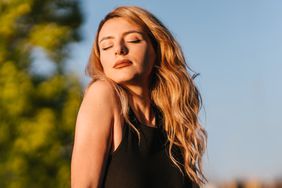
115, 42, 128, 56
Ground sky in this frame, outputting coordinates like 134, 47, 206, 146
64, 0, 282, 182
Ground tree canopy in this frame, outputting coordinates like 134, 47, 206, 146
0, 0, 84, 187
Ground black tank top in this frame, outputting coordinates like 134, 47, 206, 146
102, 105, 198, 188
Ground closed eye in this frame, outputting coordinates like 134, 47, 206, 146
101, 46, 113, 51
128, 39, 141, 43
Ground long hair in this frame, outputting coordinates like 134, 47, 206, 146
87, 6, 207, 186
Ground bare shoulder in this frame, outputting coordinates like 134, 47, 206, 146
71, 80, 121, 187
76, 80, 120, 136
84, 80, 117, 104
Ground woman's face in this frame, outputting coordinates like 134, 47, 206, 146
98, 17, 156, 87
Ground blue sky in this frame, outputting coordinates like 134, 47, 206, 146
65, 0, 282, 182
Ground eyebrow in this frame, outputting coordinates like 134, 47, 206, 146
99, 30, 144, 44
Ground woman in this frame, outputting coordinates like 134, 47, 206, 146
71, 6, 207, 188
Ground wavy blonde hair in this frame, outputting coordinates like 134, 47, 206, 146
87, 6, 207, 186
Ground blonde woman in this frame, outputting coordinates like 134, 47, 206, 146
71, 6, 207, 188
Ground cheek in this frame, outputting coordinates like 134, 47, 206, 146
100, 54, 113, 71
134, 44, 151, 63
143, 45, 155, 68
144, 48, 156, 77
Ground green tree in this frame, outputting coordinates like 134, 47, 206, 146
0, 0, 84, 187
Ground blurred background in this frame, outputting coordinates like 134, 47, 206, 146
0, 0, 281, 187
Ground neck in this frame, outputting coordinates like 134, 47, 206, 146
124, 84, 155, 127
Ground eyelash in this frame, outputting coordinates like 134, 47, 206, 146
128, 39, 141, 43
101, 39, 141, 51
102, 46, 112, 51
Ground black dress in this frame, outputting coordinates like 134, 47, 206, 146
102, 105, 198, 188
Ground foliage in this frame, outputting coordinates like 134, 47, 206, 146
0, 0, 84, 187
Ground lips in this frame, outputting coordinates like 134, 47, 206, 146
113, 59, 132, 69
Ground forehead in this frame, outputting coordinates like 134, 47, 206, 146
98, 18, 143, 40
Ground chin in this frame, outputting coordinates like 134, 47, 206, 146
114, 76, 141, 86
110, 73, 137, 83
114, 79, 134, 85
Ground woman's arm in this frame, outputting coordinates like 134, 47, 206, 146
71, 80, 116, 188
